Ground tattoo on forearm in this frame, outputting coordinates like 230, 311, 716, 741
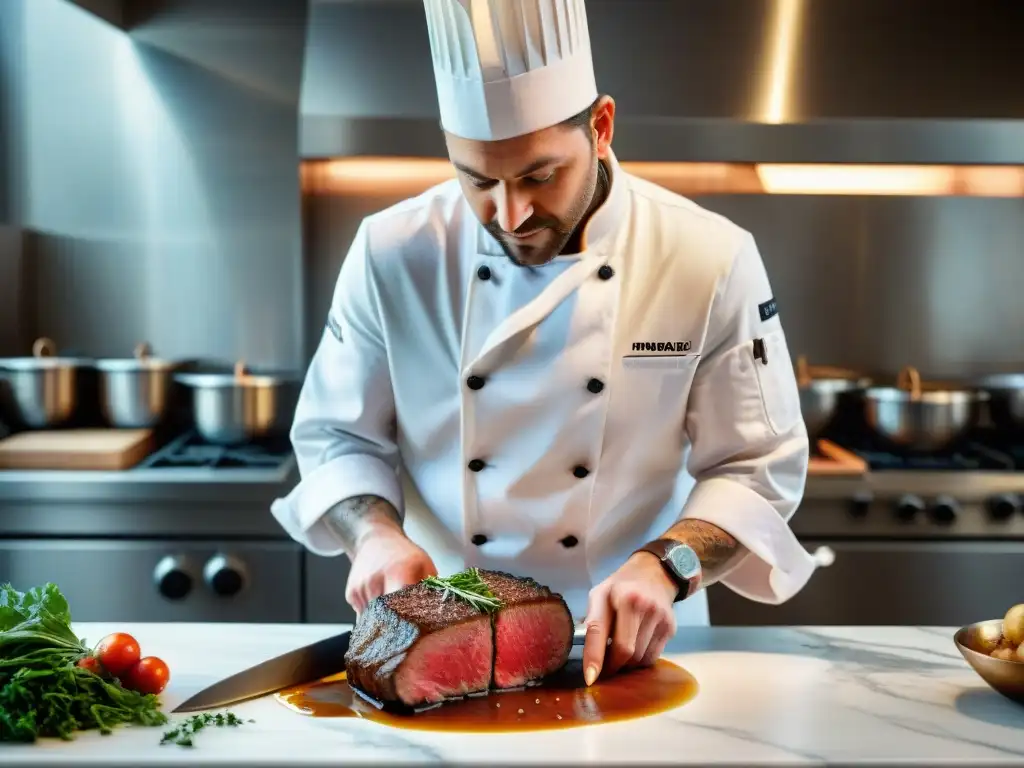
326, 495, 402, 555
666, 518, 744, 577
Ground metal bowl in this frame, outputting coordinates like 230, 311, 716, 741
954, 619, 1024, 705
95, 342, 182, 429
974, 373, 1024, 432
0, 337, 95, 428
795, 356, 872, 440
174, 360, 300, 445
863, 366, 988, 452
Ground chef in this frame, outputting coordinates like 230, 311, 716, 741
272, 0, 831, 686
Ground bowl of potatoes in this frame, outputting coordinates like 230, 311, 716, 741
954, 603, 1024, 704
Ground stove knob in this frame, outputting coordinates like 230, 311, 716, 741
204, 554, 248, 597
154, 556, 194, 601
988, 494, 1021, 521
895, 494, 925, 523
930, 495, 960, 525
849, 491, 873, 519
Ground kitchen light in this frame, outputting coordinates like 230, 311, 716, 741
302, 158, 1024, 198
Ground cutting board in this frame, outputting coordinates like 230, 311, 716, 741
807, 439, 868, 476
0, 429, 156, 470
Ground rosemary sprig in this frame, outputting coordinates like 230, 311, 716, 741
422, 568, 502, 613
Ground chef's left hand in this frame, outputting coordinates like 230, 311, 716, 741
581, 552, 678, 686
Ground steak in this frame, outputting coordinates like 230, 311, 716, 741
343, 569, 574, 708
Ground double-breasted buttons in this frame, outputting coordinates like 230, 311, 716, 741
586, 378, 604, 394
572, 465, 590, 479
597, 264, 615, 280
468, 459, 486, 472
560, 535, 579, 548
471, 534, 488, 546
477, 265, 492, 281
466, 375, 486, 390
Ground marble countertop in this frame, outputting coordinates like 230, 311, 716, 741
6, 622, 1024, 765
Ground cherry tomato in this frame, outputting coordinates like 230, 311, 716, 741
122, 656, 170, 695
76, 655, 105, 676
94, 632, 141, 676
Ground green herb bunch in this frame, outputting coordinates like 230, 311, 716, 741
161, 711, 253, 748
422, 568, 503, 613
0, 582, 167, 742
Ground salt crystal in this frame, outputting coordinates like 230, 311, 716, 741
517, 708, 524, 714
535, 698, 540, 704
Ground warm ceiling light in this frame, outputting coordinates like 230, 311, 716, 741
302, 159, 1024, 198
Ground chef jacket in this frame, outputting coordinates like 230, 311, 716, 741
271, 150, 827, 625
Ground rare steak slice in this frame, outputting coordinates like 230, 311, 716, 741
343, 581, 493, 708
480, 570, 575, 689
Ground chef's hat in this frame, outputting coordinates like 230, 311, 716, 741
423, 0, 599, 141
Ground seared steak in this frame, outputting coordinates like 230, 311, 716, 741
343, 569, 574, 708
482, 570, 574, 690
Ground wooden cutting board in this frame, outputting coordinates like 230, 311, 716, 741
0, 429, 156, 470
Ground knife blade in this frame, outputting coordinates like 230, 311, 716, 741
171, 630, 352, 713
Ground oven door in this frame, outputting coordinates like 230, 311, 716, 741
707, 539, 1024, 627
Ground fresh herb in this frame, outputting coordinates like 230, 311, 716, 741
0, 582, 168, 742
422, 568, 502, 613
160, 711, 254, 748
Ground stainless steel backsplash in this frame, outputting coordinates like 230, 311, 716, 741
303, 189, 1024, 380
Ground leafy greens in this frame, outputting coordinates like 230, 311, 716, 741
0, 582, 167, 742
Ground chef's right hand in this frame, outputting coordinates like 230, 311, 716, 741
345, 526, 438, 616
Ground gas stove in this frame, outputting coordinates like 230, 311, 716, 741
136, 431, 294, 471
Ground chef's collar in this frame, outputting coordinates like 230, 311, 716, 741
475, 148, 629, 261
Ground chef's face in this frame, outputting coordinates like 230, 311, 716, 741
445, 96, 615, 267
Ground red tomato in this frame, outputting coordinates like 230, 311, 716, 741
76, 655, 105, 676
122, 656, 170, 695
94, 632, 141, 676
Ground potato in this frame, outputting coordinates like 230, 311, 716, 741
1004, 604, 1024, 646
991, 646, 1016, 661
969, 622, 1005, 654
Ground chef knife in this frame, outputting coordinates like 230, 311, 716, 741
173, 625, 590, 713
171, 629, 352, 713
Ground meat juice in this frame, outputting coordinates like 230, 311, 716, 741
276, 657, 698, 733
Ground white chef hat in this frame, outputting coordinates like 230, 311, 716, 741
423, 0, 599, 142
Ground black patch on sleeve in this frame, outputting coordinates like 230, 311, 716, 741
758, 298, 779, 322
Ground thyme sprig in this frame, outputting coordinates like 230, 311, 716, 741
422, 568, 502, 613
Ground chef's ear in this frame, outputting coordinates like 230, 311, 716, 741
590, 95, 616, 159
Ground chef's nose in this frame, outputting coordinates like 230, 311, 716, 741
494, 184, 533, 234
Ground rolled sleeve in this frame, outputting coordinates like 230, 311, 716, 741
681, 232, 829, 604
270, 221, 403, 556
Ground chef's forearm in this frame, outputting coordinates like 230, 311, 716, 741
325, 495, 404, 558
662, 518, 747, 584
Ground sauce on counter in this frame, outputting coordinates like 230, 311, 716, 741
275, 658, 698, 733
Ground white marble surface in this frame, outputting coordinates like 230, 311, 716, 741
5, 622, 1024, 765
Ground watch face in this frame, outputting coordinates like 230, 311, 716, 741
666, 543, 702, 581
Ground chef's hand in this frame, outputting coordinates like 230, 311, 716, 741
345, 526, 438, 616
581, 552, 678, 686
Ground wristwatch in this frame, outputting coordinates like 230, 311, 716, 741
634, 538, 702, 602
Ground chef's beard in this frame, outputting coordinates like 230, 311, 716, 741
485, 153, 605, 268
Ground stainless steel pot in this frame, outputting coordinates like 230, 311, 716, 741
174, 360, 300, 445
795, 356, 872, 439
95, 342, 181, 428
973, 373, 1024, 431
0, 337, 95, 428
863, 366, 988, 452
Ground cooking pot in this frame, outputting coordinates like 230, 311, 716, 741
95, 342, 182, 429
862, 366, 988, 453
0, 337, 96, 429
174, 360, 300, 445
795, 356, 872, 440
973, 373, 1024, 432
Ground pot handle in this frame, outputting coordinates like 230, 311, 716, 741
897, 365, 922, 401
796, 354, 811, 387
234, 360, 247, 380
32, 337, 56, 358
133, 342, 153, 360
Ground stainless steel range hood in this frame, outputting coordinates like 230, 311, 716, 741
301, 0, 1024, 164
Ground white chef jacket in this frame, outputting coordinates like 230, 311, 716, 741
271, 150, 827, 626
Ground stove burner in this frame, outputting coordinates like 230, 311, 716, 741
138, 431, 293, 469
